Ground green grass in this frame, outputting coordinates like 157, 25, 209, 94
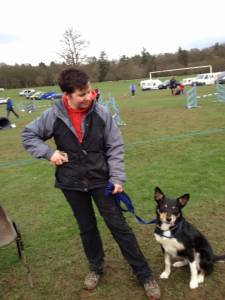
0, 82, 225, 300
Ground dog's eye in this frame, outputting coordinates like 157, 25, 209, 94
172, 206, 179, 213
164, 205, 168, 208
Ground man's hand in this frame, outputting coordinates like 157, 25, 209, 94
50, 150, 69, 166
112, 183, 123, 194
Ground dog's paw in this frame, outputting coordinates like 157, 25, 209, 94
189, 280, 198, 289
198, 273, 204, 284
160, 271, 170, 279
173, 261, 188, 268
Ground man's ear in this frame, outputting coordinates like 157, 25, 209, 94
177, 194, 190, 208
154, 187, 165, 202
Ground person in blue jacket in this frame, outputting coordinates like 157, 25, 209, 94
6, 98, 19, 118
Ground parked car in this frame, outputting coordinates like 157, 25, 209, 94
181, 77, 195, 86
26, 91, 36, 98
158, 80, 171, 89
29, 91, 44, 100
39, 91, 55, 100
215, 71, 225, 84
218, 76, 225, 84
19, 89, 35, 96
47, 93, 63, 100
140, 79, 162, 91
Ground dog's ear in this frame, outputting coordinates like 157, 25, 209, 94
177, 194, 190, 208
154, 187, 165, 202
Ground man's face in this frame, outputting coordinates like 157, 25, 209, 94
66, 82, 92, 109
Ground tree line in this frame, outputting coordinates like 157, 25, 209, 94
1, 40, 225, 89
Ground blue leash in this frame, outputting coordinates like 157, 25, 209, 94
104, 182, 156, 225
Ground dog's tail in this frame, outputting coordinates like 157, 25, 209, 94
213, 255, 225, 263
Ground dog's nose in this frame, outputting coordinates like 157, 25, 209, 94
166, 216, 172, 222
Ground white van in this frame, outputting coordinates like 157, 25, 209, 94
193, 73, 216, 86
140, 79, 162, 91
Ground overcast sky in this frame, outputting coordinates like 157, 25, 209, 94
1, 0, 225, 66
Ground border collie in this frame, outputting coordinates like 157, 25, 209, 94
153, 187, 225, 289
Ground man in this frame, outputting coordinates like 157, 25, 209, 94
22, 68, 161, 299
169, 77, 177, 96
6, 97, 19, 118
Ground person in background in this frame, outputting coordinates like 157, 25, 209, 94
175, 83, 185, 95
169, 77, 177, 96
6, 97, 19, 118
22, 68, 161, 300
94, 87, 101, 101
130, 83, 136, 96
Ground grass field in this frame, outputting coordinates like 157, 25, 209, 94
0, 81, 225, 300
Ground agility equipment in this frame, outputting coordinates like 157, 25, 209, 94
186, 85, 199, 109
18, 100, 52, 113
109, 95, 126, 126
215, 82, 225, 102
98, 94, 126, 126
188, 82, 225, 104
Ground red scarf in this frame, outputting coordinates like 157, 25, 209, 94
63, 91, 96, 143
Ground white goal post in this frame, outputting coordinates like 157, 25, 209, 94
149, 65, 213, 79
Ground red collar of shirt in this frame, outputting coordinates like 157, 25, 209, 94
63, 91, 96, 143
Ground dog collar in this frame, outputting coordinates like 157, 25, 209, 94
155, 218, 184, 239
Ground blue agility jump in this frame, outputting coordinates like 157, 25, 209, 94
186, 82, 225, 108
186, 85, 199, 109
98, 94, 126, 126
216, 83, 225, 102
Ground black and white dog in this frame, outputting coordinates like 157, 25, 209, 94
153, 187, 225, 289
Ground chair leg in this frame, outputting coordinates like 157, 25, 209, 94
13, 222, 23, 258
13, 222, 34, 288
16, 235, 23, 258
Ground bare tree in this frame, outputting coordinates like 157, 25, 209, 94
59, 28, 89, 65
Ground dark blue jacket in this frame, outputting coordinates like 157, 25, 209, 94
6, 99, 13, 110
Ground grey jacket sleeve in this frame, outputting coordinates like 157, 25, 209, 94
22, 108, 56, 160
97, 104, 126, 185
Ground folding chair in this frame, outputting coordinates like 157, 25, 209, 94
0, 204, 33, 287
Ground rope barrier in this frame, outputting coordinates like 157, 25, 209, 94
1, 127, 225, 169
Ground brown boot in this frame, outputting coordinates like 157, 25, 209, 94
83, 271, 101, 290
143, 278, 161, 299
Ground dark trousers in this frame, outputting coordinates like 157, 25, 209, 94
7, 108, 19, 118
62, 188, 152, 283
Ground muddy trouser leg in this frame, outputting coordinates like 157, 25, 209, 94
62, 189, 105, 274
92, 188, 153, 284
